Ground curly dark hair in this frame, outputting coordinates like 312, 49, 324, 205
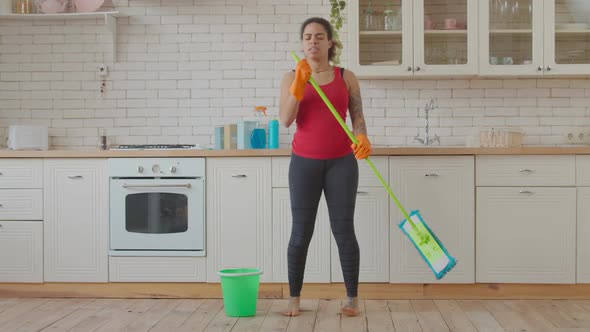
299, 17, 340, 63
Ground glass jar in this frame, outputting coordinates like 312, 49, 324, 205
14, 0, 33, 13
362, 5, 376, 31
384, 9, 396, 31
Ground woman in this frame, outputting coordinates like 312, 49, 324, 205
279, 17, 371, 317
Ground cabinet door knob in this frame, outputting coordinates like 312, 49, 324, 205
407, 66, 413, 71
415, 66, 421, 71
537, 66, 543, 71
546, 66, 552, 71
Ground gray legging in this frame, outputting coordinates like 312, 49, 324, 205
287, 152, 360, 298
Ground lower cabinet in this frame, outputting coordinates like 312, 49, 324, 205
579, 187, 590, 283
43, 159, 108, 282
272, 188, 331, 283
206, 157, 272, 283
476, 187, 576, 283
0, 221, 43, 282
331, 187, 390, 282
389, 156, 475, 283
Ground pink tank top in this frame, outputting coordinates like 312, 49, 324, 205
291, 67, 351, 159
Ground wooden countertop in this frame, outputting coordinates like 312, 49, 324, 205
2, 146, 590, 158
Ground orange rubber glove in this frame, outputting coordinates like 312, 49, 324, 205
289, 59, 312, 101
351, 134, 371, 159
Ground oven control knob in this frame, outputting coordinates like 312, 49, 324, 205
170, 166, 177, 174
152, 164, 160, 173
137, 166, 144, 174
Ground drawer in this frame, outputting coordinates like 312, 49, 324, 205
476, 155, 575, 186
0, 220, 43, 283
0, 189, 43, 220
576, 156, 590, 186
109, 256, 206, 282
271, 156, 388, 187
0, 159, 43, 189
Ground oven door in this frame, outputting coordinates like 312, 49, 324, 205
109, 178, 204, 251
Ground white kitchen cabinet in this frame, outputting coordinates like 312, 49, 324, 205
577, 187, 590, 283
0, 159, 43, 189
475, 155, 576, 283
389, 156, 475, 283
576, 155, 590, 282
271, 156, 390, 283
43, 159, 108, 282
479, 0, 590, 76
206, 157, 272, 282
272, 188, 331, 283
350, 0, 479, 77
331, 187, 390, 282
0, 221, 43, 282
476, 187, 576, 283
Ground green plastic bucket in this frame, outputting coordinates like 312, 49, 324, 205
218, 268, 263, 317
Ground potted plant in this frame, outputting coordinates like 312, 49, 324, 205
330, 0, 346, 65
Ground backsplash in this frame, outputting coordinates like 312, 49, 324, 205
1, 0, 590, 149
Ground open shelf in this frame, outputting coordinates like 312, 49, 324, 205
0, 11, 124, 61
360, 30, 403, 37
425, 29, 468, 35
490, 29, 533, 34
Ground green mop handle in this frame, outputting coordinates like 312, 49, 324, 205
290, 51, 419, 233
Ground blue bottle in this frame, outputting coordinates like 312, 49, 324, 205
250, 128, 266, 149
268, 119, 279, 149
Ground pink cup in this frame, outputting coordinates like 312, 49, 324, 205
444, 18, 457, 29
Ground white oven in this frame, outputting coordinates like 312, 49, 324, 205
108, 158, 205, 256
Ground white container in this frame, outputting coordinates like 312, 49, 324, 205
0, 0, 13, 14
7, 125, 49, 150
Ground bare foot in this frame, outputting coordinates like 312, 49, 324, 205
341, 297, 359, 317
281, 296, 300, 317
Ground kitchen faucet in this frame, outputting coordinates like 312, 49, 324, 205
414, 99, 440, 146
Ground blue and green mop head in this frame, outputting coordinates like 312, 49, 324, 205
290, 52, 457, 279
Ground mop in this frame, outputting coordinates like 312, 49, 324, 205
290, 52, 456, 279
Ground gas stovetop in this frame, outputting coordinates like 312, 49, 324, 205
110, 144, 202, 150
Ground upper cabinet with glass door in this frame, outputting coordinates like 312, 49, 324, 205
348, 0, 478, 77
479, 0, 544, 76
480, 0, 590, 76
349, 0, 413, 77
413, 0, 479, 76
544, 0, 590, 75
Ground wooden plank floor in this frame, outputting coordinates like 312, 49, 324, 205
2, 298, 590, 331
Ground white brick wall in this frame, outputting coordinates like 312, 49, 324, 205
1, 0, 590, 149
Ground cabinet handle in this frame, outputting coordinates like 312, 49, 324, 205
68, 175, 83, 179
424, 173, 439, 177
519, 190, 534, 194
537, 66, 543, 72
415, 66, 421, 71
0, 172, 3, 175
0, 224, 3, 229
519, 169, 535, 173
546, 66, 552, 71
357, 191, 368, 194
407, 66, 413, 71
232, 174, 247, 178
0, 203, 3, 207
